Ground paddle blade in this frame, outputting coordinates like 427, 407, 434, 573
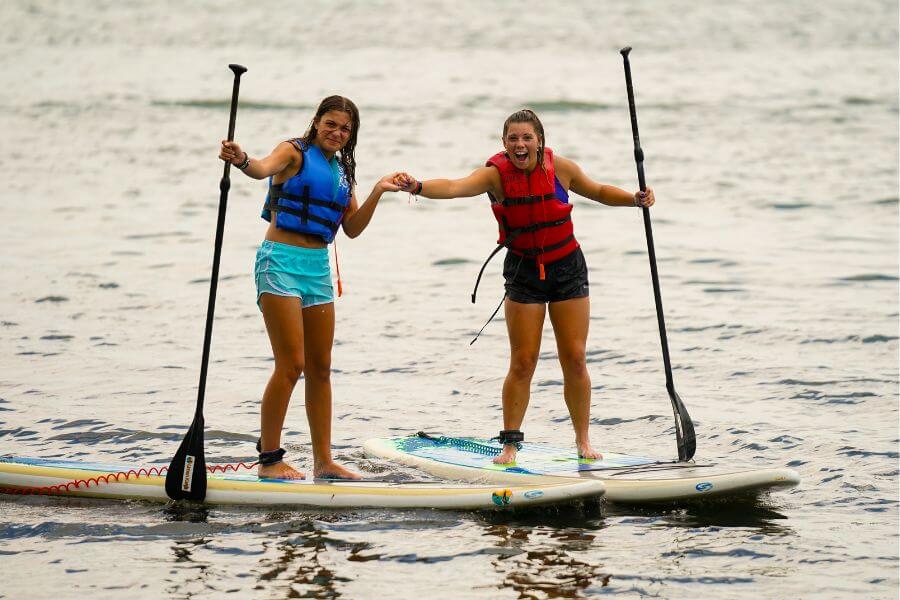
671, 391, 697, 462
165, 417, 207, 501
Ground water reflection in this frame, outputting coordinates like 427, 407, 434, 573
163, 500, 211, 523
479, 502, 611, 597
256, 522, 346, 598
604, 498, 796, 533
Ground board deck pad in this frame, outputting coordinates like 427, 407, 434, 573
364, 435, 801, 504
0, 456, 606, 510
390, 435, 662, 474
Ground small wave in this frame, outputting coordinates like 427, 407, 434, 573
836, 273, 898, 283
663, 547, 775, 559
801, 335, 898, 345
0, 427, 39, 439
790, 390, 875, 405
51, 419, 108, 430
767, 202, 815, 210
738, 443, 769, 451
688, 258, 739, 267
431, 258, 473, 266
769, 435, 803, 448
774, 377, 894, 386
35, 296, 68, 303
675, 323, 727, 332
525, 100, 614, 112
838, 447, 899, 459
153, 99, 316, 112
124, 231, 190, 240
862, 335, 898, 344
843, 96, 880, 106
0, 518, 258, 541
590, 415, 665, 426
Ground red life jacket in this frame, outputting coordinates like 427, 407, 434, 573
486, 148, 578, 272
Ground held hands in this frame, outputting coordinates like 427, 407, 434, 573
393, 172, 419, 194
374, 172, 403, 194
633, 187, 655, 208
219, 140, 246, 167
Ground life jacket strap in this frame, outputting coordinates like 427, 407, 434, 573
503, 215, 571, 237
264, 186, 342, 234
471, 243, 505, 304
502, 193, 557, 207
334, 237, 343, 297
268, 184, 346, 213
472, 219, 572, 303
470, 253, 525, 345
508, 234, 575, 258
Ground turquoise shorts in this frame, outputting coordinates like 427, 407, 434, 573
254, 240, 334, 309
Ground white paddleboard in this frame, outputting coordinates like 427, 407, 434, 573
0, 456, 605, 510
364, 434, 800, 504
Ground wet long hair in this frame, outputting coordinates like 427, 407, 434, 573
502, 109, 547, 172
300, 95, 359, 185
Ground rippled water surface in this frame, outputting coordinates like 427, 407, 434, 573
1, 1, 898, 598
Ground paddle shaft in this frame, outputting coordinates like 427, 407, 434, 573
165, 64, 247, 501
620, 51, 675, 389
195, 64, 247, 418
620, 47, 695, 461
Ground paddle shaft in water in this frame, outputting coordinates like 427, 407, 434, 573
165, 63, 248, 501
620, 47, 696, 462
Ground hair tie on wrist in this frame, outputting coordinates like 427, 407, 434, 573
414, 180, 423, 195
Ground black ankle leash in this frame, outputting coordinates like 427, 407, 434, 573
256, 438, 287, 466
491, 429, 525, 449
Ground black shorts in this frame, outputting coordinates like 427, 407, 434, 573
503, 246, 590, 304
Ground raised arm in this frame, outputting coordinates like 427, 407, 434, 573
398, 166, 501, 200
219, 140, 300, 181
557, 155, 654, 208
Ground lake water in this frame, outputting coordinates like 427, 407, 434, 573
1, 0, 898, 598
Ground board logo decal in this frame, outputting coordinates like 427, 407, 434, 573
181, 455, 195, 492
523, 490, 545, 500
492, 489, 513, 506
695, 481, 713, 492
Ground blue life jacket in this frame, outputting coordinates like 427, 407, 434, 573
262, 139, 351, 243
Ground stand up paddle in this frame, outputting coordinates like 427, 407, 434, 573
620, 47, 696, 462
165, 63, 248, 501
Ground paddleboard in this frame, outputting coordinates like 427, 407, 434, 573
364, 434, 801, 504
0, 456, 605, 510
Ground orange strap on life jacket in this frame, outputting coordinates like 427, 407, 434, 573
333, 238, 343, 297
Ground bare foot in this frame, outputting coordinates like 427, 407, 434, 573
492, 445, 518, 464
258, 461, 305, 480
577, 441, 602, 460
314, 461, 362, 480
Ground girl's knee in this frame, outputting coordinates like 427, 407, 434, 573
508, 353, 539, 381
274, 356, 305, 384
559, 350, 588, 377
304, 360, 332, 385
